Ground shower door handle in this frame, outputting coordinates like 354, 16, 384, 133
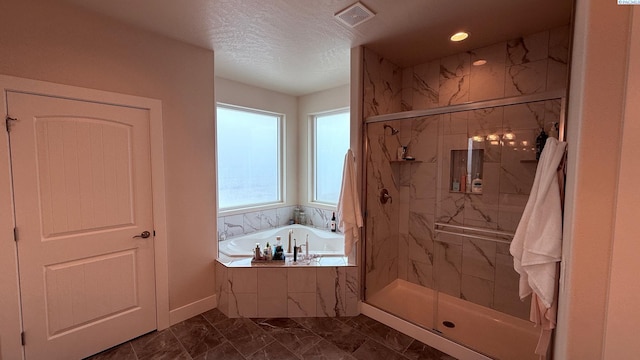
380, 189, 392, 204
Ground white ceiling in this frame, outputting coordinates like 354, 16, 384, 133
62, 0, 573, 96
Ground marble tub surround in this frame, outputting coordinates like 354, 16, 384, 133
215, 261, 359, 318
86, 309, 457, 360
218, 205, 338, 241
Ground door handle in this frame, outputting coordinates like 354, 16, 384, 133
133, 231, 151, 239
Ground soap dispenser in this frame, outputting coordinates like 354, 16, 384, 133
471, 173, 483, 194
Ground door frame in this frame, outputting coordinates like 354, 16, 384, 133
0, 74, 170, 359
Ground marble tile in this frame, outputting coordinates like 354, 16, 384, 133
507, 31, 549, 66
230, 268, 257, 294
407, 259, 433, 288
130, 329, 188, 360
301, 339, 358, 360
253, 318, 322, 356
347, 315, 414, 353
439, 73, 469, 106
228, 293, 258, 318
193, 341, 245, 360
497, 193, 529, 233
85, 342, 136, 360
201, 308, 228, 326
398, 233, 409, 281
503, 102, 546, 131
363, 48, 403, 117
499, 131, 539, 195
434, 241, 462, 297
407, 211, 435, 264
345, 267, 359, 316
257, 268, 288, 317
288, 292, 317, 317
316, 267, 346, 317
461, 239, 496, 281
493, 283, 531, 320
410, 115, 439, 163
295, 317, 368, 353
215, 261, 229, 316
402, 67, 414, 111
287, 267, 316, 293
403, 340, 457, 360
505, 59, 548, 96
410, 164, 437, 214
441, 52, 470, 77
461, 275, 494, 308
171, 315, 225, 358
277, 206, 294, 227
222, 214, 245, 238
260, 209, 278, 230
442, 111, 468, 135
244, 211, 262, 234
469, 42, 506, 101
352, 339, 407, 360
412, 60, 440, 110
213, 318, 276, 357
435, 192, 465, 226
247, 343, 300, 360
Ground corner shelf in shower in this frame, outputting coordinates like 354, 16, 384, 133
520, 159, 538, 164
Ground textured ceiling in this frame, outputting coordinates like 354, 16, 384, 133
62, 0, 573, 96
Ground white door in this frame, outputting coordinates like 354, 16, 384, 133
7, 92, 157, 359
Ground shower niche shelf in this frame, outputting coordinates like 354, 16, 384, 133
390, 159, 422, 163
450, 149, 483, 194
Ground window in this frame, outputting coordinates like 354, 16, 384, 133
312, 109, 350, 205
216, 104, 282, 211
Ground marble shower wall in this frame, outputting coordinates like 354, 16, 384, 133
363, 26, 569, 321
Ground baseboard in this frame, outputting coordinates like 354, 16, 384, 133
169, 294, 218, 325
360, 302, 491, 360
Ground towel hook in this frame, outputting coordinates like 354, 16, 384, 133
380, 189, 392, 204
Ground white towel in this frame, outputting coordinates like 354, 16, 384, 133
337, 149, 363, 255
510, 137, 566, 307
510, 137, 566, 357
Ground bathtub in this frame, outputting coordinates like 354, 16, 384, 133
219, 224, 345, 257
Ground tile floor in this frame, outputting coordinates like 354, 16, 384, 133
86, 309, 457, 360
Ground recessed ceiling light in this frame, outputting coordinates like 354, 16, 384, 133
473, 59, 487, 66
450, 32, 469, 42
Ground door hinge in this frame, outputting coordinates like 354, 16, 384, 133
13, 227, 18, 242
21, 331, 25, 346
5, 116, 18, 133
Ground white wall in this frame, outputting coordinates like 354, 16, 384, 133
603, 7, 640, 358
297, 84, 351, 208
556, 0, 632, 358
0, 1, 216, 355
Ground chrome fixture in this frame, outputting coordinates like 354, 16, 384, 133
380, 189, 392, 204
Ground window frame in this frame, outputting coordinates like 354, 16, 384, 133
309, 107, 350, 207
216, 103, 285, 214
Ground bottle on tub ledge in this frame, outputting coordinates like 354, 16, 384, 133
331, 212, 337, 232
272, 236, 285, 261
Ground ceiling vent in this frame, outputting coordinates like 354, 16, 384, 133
335, 2, 375, 28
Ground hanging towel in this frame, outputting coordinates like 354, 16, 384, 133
337, 149, 363, 255
510, 137, 566, 357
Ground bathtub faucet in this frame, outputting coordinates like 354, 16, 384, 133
287, 229, 293, 253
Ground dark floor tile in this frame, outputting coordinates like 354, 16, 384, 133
346, 315, 414, 352
403, 340, 458, 360
84, 342, 136, 360
213, 318, 276, 357
193, 341, 245, 360
296, 317, 368, 353
254, 318, 323, 356
171, 315, 226, 358
201, 308, 229, 325
246, 343, 300, 360
130, 329, 189, 360
301, 339, 358, 360
352, 339, 408, 360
